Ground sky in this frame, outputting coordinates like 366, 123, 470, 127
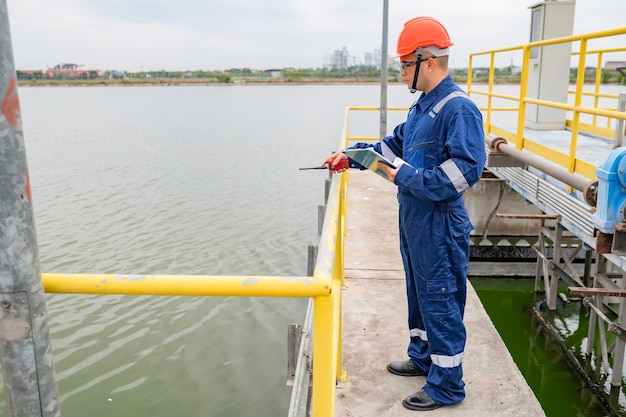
5, 0, 626, 72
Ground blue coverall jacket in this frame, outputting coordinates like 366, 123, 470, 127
349, 75, 486, 404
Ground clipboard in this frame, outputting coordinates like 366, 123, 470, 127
342, 148, 396, 181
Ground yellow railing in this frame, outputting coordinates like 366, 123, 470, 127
573, 46, 626, 136
468, 27, 626, 180
341, 106, 408, 146
42, 166, 350, 417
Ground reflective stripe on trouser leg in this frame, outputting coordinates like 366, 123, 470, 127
431, 352, 464, 367
409, 327, 428, 341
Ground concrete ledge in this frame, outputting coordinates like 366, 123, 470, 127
468, 261, 538, 277
336, 171, 546, 416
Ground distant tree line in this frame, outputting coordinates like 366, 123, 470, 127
15, 65, 625, 85
465, 66, 625, 85
16, 70, 45, 80
16, 70, 102, 80
120, 69, 232, 83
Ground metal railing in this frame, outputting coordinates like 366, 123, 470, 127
341, 105, 409, 145
468, 27, 626, 180
37, 168, 349, 417
572, 46, 626, 138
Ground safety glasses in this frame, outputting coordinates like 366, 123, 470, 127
400, 56, 438, 70
400, 60, 417, 70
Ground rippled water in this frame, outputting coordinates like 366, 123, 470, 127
4, 84, 412, 417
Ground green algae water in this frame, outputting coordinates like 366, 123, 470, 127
471, 277, 617, 417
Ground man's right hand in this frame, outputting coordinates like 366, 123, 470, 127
323, 152, 349, 173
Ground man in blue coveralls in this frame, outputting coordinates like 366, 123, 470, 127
324, 17, 486, 411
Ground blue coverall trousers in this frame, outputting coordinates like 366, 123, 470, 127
398, 192, 470, 405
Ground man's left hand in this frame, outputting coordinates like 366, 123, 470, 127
377, 161, 399, 182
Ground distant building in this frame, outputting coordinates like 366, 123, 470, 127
53, 63, 80, 70
45, 63, 103, 80
109, 70, 126, 79
325, 47, 387, 70
364, 49, 382, 69
325, 47, 349, 70
264, 69, 283, 78
605, 61, 626, 70
473, 68, 489, 78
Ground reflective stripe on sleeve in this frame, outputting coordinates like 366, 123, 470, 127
409, 327, 428, 341
440, 159, 469, 193
431, 352, 464, 368
428, 91, 469, 118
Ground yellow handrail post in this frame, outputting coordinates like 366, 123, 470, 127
311, 290, 336, 417
338, 174, 348, 288
344, 108, 351, 149
335, 173, 348, 383
486, 52, 496, 135
516, 45, 531, 150
333, 276, 346, 384
569, 39, 587, 174
332, 276, 345, 392
593, 51, 603, 128
467, 55, 473, 97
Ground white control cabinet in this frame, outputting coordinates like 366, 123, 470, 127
525, 0, 576, 130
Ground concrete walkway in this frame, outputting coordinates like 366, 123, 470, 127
335, 171, 546, 417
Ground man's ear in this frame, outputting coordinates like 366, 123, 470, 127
426, 57, 436, 71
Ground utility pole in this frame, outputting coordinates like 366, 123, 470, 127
379, 0, 389, 139
0, 2, 61, 416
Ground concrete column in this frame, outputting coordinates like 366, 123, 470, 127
0, 2, 61, 416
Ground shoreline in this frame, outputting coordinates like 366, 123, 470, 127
17, 78, 392, 87
17, 77, 620, 88
16, 76, 487, 87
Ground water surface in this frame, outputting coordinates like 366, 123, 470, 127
14, 84, 413, 417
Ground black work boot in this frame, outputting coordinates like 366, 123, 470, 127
386, 359, 427, 376
402, 389, 444, 411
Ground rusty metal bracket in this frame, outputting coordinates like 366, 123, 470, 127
612, 221, 626, 255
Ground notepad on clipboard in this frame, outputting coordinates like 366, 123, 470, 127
342, 148, 397, 182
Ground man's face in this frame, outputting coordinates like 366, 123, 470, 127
399, 53, 419, 88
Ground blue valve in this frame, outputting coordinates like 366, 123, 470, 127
592, 146, 626, 233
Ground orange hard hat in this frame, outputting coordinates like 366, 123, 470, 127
394, 17, 454, 58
